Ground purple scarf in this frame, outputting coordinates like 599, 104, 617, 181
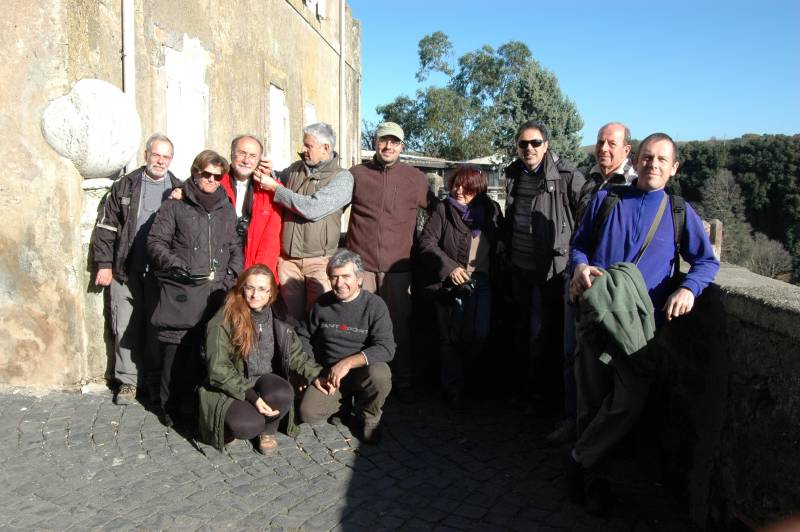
447, 195, 485, 237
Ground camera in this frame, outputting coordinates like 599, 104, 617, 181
441, 277, 477, 299
236, 216, 250, 237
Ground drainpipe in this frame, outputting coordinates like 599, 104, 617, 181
339, 0, 346, 164
122, 0, 136, 172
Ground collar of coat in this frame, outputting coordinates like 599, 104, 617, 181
505, 151, 563, 182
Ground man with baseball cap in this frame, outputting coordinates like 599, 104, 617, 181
346, 122, 431, 399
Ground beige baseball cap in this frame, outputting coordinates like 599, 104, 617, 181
375, 122, 404, 141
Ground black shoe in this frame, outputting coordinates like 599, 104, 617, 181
585, 478, 614, 516
562, 448, 585, 503
360, 422, 381, 445
546, 419, 577, 446
154, 405, 176, 427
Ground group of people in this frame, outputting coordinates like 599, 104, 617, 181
92, 118, 719, 510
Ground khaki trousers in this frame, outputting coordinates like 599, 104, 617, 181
277, 256, 331, 321
298, 363, 392, 426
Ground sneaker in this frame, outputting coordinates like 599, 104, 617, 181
562, 448, 585, 503
257, 433, 278, 455
546, 419, 577, 445
114, 384, 136, 405
361, 422, 381, 445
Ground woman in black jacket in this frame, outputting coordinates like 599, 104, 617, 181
147, 150, 244, 425
418, 165, 503, 407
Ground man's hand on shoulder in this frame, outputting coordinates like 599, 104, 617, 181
254, 158, 279, 191
570, 263, 603, 301
170, 188, 183, 200
95, 268, 113, 286
663, 287, 695, 321
255, 174, 280, 192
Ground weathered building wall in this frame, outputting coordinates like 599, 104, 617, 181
651, 264, 800, 529
0, 0, 360, 386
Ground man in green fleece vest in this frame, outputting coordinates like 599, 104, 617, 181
256, 122, 353, 321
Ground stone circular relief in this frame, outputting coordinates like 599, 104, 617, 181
41, 78, 142, 178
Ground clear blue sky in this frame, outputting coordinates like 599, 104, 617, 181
349, 0, 800, 146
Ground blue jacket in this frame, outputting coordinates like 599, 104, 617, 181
570, 184, 719, 322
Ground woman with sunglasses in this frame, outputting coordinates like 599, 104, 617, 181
198, 264, 323, 453
418, 165, 503, 409
148, 150, 243, 426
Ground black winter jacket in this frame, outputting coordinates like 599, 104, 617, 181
502, 151, 586, 280
418, 194, 504, 293
91, 167, 181, 282
147, 179, 243, 330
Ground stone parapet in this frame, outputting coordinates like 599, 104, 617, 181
654, 263, 800, 529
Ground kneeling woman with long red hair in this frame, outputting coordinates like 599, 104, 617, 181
198, 264, 323, 453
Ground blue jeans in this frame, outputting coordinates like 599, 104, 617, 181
435, 272, 491, 399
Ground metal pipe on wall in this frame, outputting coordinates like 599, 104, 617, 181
339, 0, 347, 164
122, 0, 136, 172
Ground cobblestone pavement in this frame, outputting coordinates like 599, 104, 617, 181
0, 387, 697, 531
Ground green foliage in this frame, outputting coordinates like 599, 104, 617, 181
376, 33, 584, 162
416, 31, 454, 82
677, 134, 800, 282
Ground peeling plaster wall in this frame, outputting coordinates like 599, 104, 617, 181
1, 0, 360, 386
0, 1, 103, 385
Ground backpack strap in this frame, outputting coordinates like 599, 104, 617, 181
590, 188, 621, 255
670, 194, 686, 275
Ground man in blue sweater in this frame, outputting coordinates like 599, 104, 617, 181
564, 132, 719, 511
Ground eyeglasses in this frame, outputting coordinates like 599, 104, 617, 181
517, 139, 546, 149
243, 285, 270, 295
234, 150, 259, 161
198, 171, 223, 180
377, 137, 402, 147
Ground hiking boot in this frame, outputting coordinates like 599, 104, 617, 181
546, 419, 577, 446
114, 384, 136, 406
361, 422, 382, 445
257, 433, 278, 455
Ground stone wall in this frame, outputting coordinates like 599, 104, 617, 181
653, 264, 800, 529
0, 0, 360, 386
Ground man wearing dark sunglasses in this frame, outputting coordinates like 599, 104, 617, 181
501, 120, 586, 407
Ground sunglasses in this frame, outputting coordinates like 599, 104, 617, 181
198, 170, 223, 180
517, 139, 546, 149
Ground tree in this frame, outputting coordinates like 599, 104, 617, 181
375, 33, 584, 162
745, 233, 793, 279
361, 119, 377, 150
698, 169, 753, 264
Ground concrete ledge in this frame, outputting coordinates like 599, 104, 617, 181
715, 264, 800, 340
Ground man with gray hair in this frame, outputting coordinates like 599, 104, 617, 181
296, 248, 395, 444
257, 123, 353, 321
92, 133, 180, 405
